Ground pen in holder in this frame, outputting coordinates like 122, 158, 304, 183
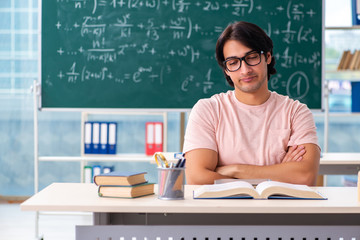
157, 167, 185, 200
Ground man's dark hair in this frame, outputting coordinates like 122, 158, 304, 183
215, 21, 277, 87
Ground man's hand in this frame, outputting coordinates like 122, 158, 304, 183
282, 145, 306, 163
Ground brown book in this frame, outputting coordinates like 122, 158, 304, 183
349, 50, 360, 70
356, 58, 360, 70
354, 50, 360, 70
98, 183, 155, 198
343, 51, 354, 70
94, 171, 147, 186
193, 181, 326, 199
337, 50, 349, 70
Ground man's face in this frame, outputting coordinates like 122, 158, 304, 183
223, 40, 271, 94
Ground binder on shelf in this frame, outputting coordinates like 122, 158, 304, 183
351, 82, 360, 112
145, 122, 163, 155
84, 121, 92, 154
92, 165, 102, 178
84, 165, 93, 183
108, 122, 117, 154
352, 0, 360, 25
154, 122, 163, 153
92, 122, 100, 154
103, 166, 114, 174
146, 122, 154, 155
100, 122, 109, 154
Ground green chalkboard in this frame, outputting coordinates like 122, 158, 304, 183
41, 0, 322, 109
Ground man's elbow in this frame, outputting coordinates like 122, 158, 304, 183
186, 174, 199, 185
301, 144, 320, 186
185, 169, 216, 185
297, 171, 318, 186
186, 173, 214, 185
185, 170, 202, 185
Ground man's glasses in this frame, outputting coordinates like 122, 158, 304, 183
223, 51, 264, 72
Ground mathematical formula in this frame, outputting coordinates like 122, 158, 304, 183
43, 0, 322, 108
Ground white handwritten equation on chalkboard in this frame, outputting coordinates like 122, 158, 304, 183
44, 0, 321, 107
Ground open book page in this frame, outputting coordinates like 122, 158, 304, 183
193, 181, 260, 199
214, 179, 270, 186
255, 181, 325, 199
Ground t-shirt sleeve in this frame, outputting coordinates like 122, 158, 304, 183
182, 99, 218, 153
288, 103, 319, 148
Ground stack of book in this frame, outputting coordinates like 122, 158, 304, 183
94, 171, 154, 198
337, 50, 360, 70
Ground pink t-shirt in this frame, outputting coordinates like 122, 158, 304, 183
183, 91, 319, 166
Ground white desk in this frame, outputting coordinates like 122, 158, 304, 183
21, 183, 360, 239
21, 183, 360, 223
320, 152, 360, 175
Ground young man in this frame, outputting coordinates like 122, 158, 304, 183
183, 21, 320, 186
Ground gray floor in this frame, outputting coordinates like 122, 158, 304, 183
0, 202, 92, 240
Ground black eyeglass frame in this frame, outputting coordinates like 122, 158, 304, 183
223, 50, 264, 72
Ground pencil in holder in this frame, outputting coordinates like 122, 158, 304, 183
157, 167, 185, 200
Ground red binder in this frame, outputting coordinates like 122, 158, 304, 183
146, 122, 163, 155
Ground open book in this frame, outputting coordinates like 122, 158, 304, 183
193, 180, 326, 199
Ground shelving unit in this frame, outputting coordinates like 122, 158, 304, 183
34, 107, 169, 185
78, 110, 169, 182
325, 26, 360, 30
326, 70, 360, 79
323, 25, 360, 152
38, 155, 154, 162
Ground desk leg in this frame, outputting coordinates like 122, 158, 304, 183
93, 213, 110, 225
